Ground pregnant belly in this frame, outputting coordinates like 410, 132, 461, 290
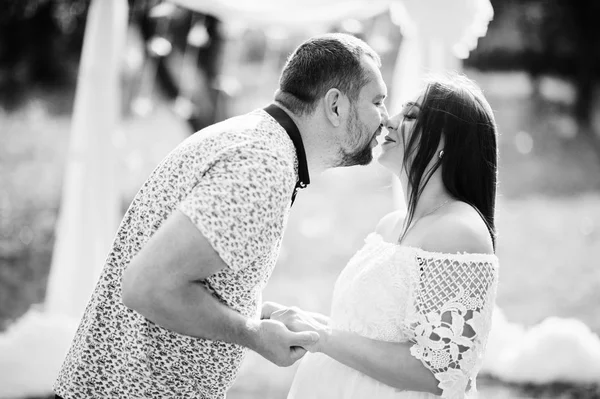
287, 352, 439, 399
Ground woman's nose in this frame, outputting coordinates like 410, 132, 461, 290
386, 114, 402, 131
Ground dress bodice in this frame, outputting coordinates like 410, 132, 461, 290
289, 232, 499, 399
329, 233, 415, 342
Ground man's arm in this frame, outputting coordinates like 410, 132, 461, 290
121, 210, 318, 367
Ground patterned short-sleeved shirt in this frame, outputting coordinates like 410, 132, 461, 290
54, 109, 299, 399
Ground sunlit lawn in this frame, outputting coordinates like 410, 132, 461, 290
1, 69, 600, 398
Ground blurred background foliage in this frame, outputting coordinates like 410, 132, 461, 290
2, 0, 600, 135
1, 0, 600, 398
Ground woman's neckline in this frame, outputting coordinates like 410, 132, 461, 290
367, 232, 499, 261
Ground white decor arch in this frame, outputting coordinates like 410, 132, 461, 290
45, 0, 493, 319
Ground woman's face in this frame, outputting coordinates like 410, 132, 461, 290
377, 93, 423, 175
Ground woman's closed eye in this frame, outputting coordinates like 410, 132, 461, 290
403, 112, 417, 121
401, 101, 420, 121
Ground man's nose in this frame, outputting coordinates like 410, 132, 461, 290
380, 105, 389, 123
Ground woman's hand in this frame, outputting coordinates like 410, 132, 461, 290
270, 307, 331, 353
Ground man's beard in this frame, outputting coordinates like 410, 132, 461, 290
336, 107, 376, 167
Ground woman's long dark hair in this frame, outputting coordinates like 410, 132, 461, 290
400, 73, 498, 250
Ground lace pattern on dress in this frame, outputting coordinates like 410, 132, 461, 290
329, 233, 414, 341
402, 250, 499, 399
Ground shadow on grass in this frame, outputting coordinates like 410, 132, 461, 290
479, 375, 600, 399
22, 381, 600, 399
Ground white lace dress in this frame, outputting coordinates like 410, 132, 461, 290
288, 233, 499, 399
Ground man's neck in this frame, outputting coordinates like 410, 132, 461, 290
273, 102, 337, 176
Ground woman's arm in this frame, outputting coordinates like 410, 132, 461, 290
322, 329, 441, 395
270, 308, 441, 396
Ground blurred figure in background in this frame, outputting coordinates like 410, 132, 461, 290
53, 33, 388, 399
264, 73, 500, 399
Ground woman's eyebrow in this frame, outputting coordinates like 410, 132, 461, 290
403, 101, 421, 108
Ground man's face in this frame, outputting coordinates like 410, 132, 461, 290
337, 57, 388, 167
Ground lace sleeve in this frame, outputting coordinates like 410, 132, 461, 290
403, 252, 499, 398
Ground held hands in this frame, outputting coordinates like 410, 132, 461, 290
254, 318, 319, 367
261, 302, 330, 354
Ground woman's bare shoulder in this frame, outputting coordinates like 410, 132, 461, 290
374, 209, 406, 239
421, 203, 494, 255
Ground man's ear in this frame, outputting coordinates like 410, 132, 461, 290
323, 88, 349, 127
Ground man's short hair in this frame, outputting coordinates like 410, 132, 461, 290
275, 33, 381, 116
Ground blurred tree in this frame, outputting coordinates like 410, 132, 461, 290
0, 0, 226, 132
0, 0, 89, 110
568, 0, 600, 141
466, 0, 600, 149
3, 0, 598, 144
133, 0, 225, 132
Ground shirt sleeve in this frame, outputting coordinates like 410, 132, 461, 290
403, 255, 498, 398
178, 144, 294, 272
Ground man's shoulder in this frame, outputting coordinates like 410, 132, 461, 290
188, 109, 291, 153
199, 109, 282, 137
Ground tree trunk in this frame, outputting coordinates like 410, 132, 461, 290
572, 0, 596, 140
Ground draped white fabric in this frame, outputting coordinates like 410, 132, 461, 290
44, 0, 128, 319
388, 0, 493, 117
168, 0, 391, 30
386, 0, 493, 209
390, 0, 493, 59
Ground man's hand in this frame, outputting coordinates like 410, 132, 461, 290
261, 301, 286, 319
270, 307, 330, 353
253, 319, 319, 367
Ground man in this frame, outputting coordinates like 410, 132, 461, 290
54, 32, 388, 399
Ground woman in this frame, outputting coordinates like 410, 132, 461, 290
262, 73, 500, 398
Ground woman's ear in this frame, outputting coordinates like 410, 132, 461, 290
436, 131, 446, 152
323, 88, 349, 127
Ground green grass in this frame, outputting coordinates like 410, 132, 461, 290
2, 67, 600, 398
0, 99, 67, 329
